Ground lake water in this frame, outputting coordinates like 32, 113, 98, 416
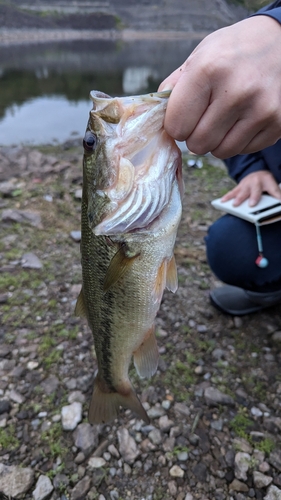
0, 36, 202, 146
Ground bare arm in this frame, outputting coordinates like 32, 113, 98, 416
159, 15, 281, 159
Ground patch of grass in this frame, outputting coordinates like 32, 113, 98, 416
230, 408, 254, 440
41, 422, 67, 459
0, 425, 20, 451
255, 437, 275, 455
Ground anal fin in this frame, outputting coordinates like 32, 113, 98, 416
133, 325, 159, 379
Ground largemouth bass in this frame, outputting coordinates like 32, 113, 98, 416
75, 90, 183, 424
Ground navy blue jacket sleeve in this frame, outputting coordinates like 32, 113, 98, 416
225, 2, 281, 183
252, 1, 281, 24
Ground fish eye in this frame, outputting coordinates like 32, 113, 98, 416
83, 131, 97, 153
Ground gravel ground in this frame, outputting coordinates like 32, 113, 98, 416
0, 142, 281, 500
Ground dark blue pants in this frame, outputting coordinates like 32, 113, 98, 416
205, 214, 281, 293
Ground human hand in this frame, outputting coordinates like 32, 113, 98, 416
159, 15, 281, 159
221, 171, 281, 207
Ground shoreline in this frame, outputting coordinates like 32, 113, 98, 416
0, 28, 210, 46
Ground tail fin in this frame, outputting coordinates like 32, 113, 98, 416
88, 374, 150, 425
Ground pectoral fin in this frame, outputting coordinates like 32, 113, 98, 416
133, 325, 159, 379
166, 255, 178, 293
103, 244, 140, 292
74, 289, 87, 317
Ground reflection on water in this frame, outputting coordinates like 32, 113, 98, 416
0, 37, 201, 145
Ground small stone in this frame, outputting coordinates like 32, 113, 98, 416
68, 391, 86, 404
174, 402, 190, 418
234, 452, 251, 481
74, 188, 82, 199
117, 428, 140, 464
158, 414, 174, 432
61, 402, 82, 431
9, 389, 25, 404
27, 361, 39, 370
210, 419, 223, 431
169, 465, 184, 478
41, 375, 59, 395
123, 463, 131, 475
108, 444, 119, 458
32, 474, 54, 500
251, 406, 263, 417
0, 464, 34, 497
177, 451, 188, 461
194, 365, 203, 374
147, 405, 165, 418
253, 471, 273, 488
204, 386, 234, 406
88, 457, 106, 469
70, 476, 92, 500
2, 208, 42, 227
21, 252, 43, 269
269, 450, 281, 472
259, 461, 271, 473
193, 461, 207, 482
70, 230, 81, 242
229, 479, 249, 492
0, 400, 11, 414
233, 437, 253, 454
74, 423, 99, 456
264, 485, 281, 500
148, 428, 162, 445
184, 495, 194, 500
168, 480, 177, 496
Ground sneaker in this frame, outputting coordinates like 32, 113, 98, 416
210, 285, 281, 316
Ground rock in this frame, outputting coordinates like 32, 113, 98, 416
40, 375, 59, 395
174, 402, 190, 418
2, 208, 42, 227
32, 474, 53, 500
177, 451, 189, 461
74, 188, 82, 199
234, 452, 251, 481
158, 414, 174, 432
88, 457, 106, 469
253, 471, 273, 488
229, 479, 248, 492
204, 386, 234, 406
53, 473, 69, 489
271, 331, 281, 345
233, 437, 253, 454
68, 391, 86, 404
70, 230, 81, 242
148, 428, 162, 445
193, 461, 207, 481
251, 406, 263, 418
147, 405, 165, 418
0, 463, 34, 498
184, 495, 194, 500
9, 389, 25, 404
265, 485, 281, 500
0, 400, 11, 414
168, 480, 177, 496
61, 402, 82, 430
70, 476, 92, 500
269, 450, 281, 472
108, 444, 119, 458
21, 252, 43, 269
169, 464, 184, 478
117, 428, 140, 464
73, 423, 99, 456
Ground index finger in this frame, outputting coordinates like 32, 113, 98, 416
161, 62, 212, 142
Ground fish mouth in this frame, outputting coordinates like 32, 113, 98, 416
89, 89, 172, 108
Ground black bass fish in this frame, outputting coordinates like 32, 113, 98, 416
75, 90, 183, 424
